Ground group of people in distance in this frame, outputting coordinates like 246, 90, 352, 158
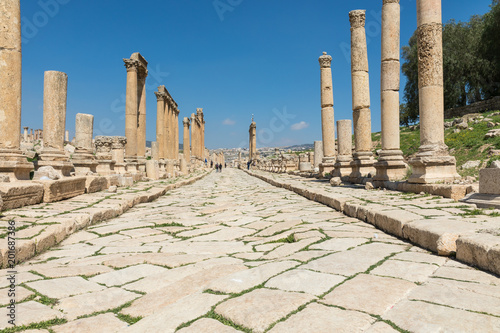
210, 160, 226, 173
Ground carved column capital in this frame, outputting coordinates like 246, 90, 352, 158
349, 10, 366, 28
319, 52, 332, 68
123, 59, 139, 72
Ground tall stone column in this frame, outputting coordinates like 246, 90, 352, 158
137, 72, 147, 162
408, 0, 459, 183
155, 90, 166, 160
191, 113, 197, 160
249, 119, 257, 160
23, 127, 29, 142
349, 10, 376, 183
183, 117, 191, 163
72, 113, 98, 175
318, 52, 336, 176
333, 120, 354, 178
37, 71, 73, 177
124, 59, 139, 162
164, 99, 172, 160
314, 141, 323, 169
374, 0, 408, 182
0, 0, 33, 181
174, 110, 179, 160
151, 142, 159, 160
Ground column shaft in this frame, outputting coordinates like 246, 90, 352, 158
137, 76, 147, 159
155, 93, 165, 159
124, 61, 138, 160
43, 71, 68, 152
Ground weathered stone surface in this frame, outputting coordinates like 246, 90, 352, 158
371, 259, 439, 283
31, 265, 113, 278
57, 287, 138, 320
269, 302, 374, 333
215, 289, 314, 333
89, 264, 168, 287
26, 276, 105, 299
0, 301, 65, 329
309, 237, 367, 252
265, 269, 345, 296
53, 313, 128, 333
0, 182, 44, 210
479, 168, 500, 195
303, 243, 407, 276
177, 318, 239, 333
384, 300, 500, 332
34, 177, 87, 203
206, 261, 298, 293
322, 274, 417, 315
125, 293, 227, 333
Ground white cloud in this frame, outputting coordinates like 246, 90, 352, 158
291, 121, 309, 131
222, 118, 236, 125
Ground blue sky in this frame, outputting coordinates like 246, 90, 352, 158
20, 0, 494, 149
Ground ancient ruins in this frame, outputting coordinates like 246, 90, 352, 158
0, 0, 499, 331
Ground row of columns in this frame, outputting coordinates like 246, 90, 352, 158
319, 0, 459, 184
191, 109, 205, 161
155, 85, 180, 161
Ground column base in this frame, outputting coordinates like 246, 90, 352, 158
349, 152, 376, 183
72, 160, 98, 176
96, 160, 116, 176
113, 163, 128, 175
332, 156, 353, 179
374, 150, 409, 181
137, 157, 147, 172
319, 157, 336, 177
0, 149, 34, 181
408, 153, 460, 184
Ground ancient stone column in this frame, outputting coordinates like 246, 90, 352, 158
124, 58, 139, 162
174, 110, 179, 160
30, 129, 33, 142
249, 119, 257, 160
408, 0, 459, 183
37, 71, 73, 177
111, 136, 127, 174
137, 71, 147, 162
191, 113, 197, 160
72, 113, 98, 175
349, 10, 376, 183
65, 130, 69, 142
318, 52, 336, 176
151, 142, 158, 161
23, 127, 28, 142
374, 0, 408, 182
164, 98, 172, 160
155, 90, 166, 160
183, 117, 191, 163
333, 120, 354, 178
313, 141, 323, 169
0, 0, 33, 181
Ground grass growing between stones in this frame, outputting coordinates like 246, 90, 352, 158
0, 318, 67, 333
268, 233, 296, 244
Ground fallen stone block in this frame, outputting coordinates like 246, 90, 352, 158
86, 176, 109, 194
479, 168, 500, 195
372, 210, 422, 238
0, 182, 44, 210
456, 233, 500, 274
34, 177, 86, 203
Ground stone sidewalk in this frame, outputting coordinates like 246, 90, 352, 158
1, 168, 498, 332
0, 170, 210, 268
247, 170, 500, 276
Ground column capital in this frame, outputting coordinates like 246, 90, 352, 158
349, 10, 366, 28
183, 117, 190, 127
154, 91, 167, 101
383, 0, 399, 4
123, 59, 140, 72
319, 52, 332, 68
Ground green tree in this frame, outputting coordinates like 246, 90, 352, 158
400, 32, 419, 125
480, 0, 500, 98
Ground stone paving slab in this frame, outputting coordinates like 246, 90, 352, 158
0, 170, 210, 267
247, 170, 500, 276
1, 169, 499, 332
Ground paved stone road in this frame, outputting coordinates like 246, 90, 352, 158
1, 169, 499, 332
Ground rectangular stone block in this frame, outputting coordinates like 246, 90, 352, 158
34, 177, 86, 203
479, 168, 500, 195
381, 60, 400, 91
0, 182, 44, 210
352, 71, 370, 110
85, 176, 108, 193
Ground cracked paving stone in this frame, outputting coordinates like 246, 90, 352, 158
0, 301, 65, 329
177, 318, 240, 333
322, 274, 417, 315
52, 313, 128, 333
265, 269, 345, 296
370, 259, 440, 283
89, 264, 168, 287
215, 288, 315, 333
268, 302, 375, 332
26, 276, 105, 299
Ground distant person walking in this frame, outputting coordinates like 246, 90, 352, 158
247, 160, 251, 170
211, 161, 213, 168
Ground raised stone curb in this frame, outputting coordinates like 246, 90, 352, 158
0, 171, 211, 268
246, 170, 500, 276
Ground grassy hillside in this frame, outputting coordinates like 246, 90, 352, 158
370, 110, 500, 178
